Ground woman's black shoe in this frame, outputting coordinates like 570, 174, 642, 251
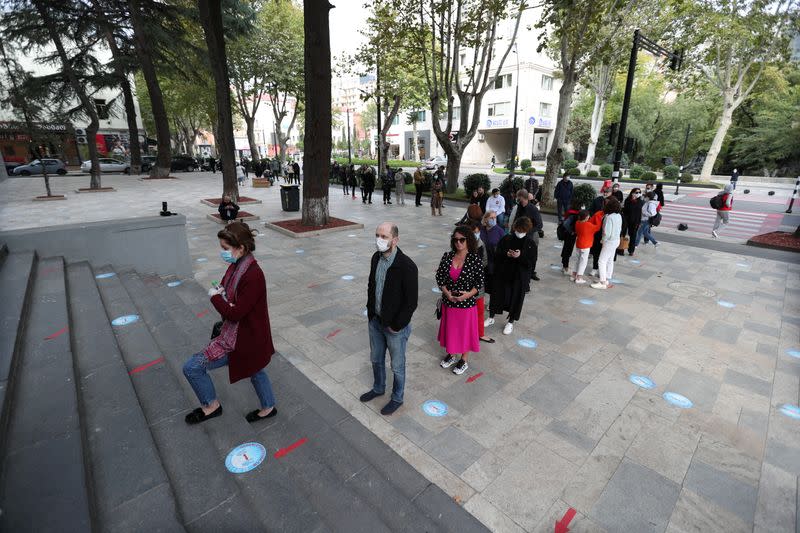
185, 405, 223, 425
246, 407, 278, 423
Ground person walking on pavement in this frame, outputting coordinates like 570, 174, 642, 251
413, 166, 425, 206
235, 162, 246, 187
711, 183, 734, 238
394, 168, 406, 206
362, 165, 375, 204
436, 226, 483, 374
183, 222, 277, 425
292, 161, 301, 184
382, 168, 394, 205
491, 155, 496, 169
636, 191, 660, 248
508, 189, 543, 282
348, 164, 358, 199
654, 183, 665, 209
554, 173, 574, 223
622, 188, 643, 256
589, 182, 611, 277
559, 203, 580, 275
730, 168, 739, 190
435, 165, 447, 208
431, 171, 444, 216
591, 197, 622, 290
361, 222, 418, 416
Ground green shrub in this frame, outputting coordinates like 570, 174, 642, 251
463, 173, 492, 198
641, 171, 657, 181
572, 183, 597, 210
663, 164, 680, 181
586, 170, 599, 178
520, 159, 532, 170
599, 163, 613, 178
629, 164, 646, 180
564, 159, 579, 170
500, 175, 524, 196
680, 171, 694, 183
566, 167, 581, 176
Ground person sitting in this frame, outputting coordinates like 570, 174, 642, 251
218, 195, 240, 224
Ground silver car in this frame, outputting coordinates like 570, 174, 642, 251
424, 155, 447, 170
80, 158, 131, 174
12, 158, 67, 175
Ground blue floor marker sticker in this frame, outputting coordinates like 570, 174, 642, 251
553, 244, 562, 249
167, 281, 182, 288
225, 442, 266, 473
517, 338, 538, 349
579, 298, 595, 305
417, 244, 428, 248
432, 287, 442, 293
341, 275, 355, 281
736, 262, 749, 268
347, 234, 357, 237
663, 392, 693, 409
629, 259, 641, 264
786, 349, 800, 359
111, 314, 140, 327
362, 309, 368, 316
550, 264, 562, 270
610, 278, 623, 284
295, 249, 304, 254
717, 300, 736, 308
629, 375, 656, 389
422, 400, 448, 417
196, 257, 207, 263
95, 272, 115, 279
779, 404, 800, 420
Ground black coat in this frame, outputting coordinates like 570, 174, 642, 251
218, 201, 240, 221
367, 248, 418, 331
435, 251, 484, 309
622, 197, 643, 228
489, 234, 536, 321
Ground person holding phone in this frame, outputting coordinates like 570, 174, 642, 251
435, 226, 484, 375
485, 217, 536, 335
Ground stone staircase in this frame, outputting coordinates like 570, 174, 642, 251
0, 244, 487, 532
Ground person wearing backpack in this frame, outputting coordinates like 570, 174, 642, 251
558, 205, 580, 275
711, 183, 734, 238
636, 191, 660, 248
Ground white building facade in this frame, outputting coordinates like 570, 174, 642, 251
231, 94, 302, 161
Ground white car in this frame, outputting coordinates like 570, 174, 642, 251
424, 156, 447, 170
80, 158, 130, 174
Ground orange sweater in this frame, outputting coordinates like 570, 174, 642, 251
575, 211, 604, 249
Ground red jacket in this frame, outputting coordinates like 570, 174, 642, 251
575, 211, 604, 249
211, 258, 274, 383
719, 193, 733, 211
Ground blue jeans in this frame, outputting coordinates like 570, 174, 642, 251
557, 200, 569, 222
368, 317, 410, 404
182, 353, 276, 408
636, 220, 658, 246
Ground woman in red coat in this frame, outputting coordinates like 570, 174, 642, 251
183, 222, 277, 424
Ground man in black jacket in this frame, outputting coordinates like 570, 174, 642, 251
508, 189, 543, 282
361, 222, 419, 415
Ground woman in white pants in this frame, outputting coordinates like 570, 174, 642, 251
592, 198, 622, 290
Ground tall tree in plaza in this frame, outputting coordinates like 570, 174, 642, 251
683, 0, 796, 179
301, 0, 332, 226
401, 0, 524, 194
198, 0, 239, 201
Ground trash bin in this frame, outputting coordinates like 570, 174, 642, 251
280, 184, 300, 211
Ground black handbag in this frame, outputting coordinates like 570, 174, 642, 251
211, 321, 223, 339
435, 298, 442, 320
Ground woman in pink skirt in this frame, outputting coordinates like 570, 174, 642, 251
435, 226, 484, 375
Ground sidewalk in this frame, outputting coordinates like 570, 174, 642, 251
1, 172, 798, 532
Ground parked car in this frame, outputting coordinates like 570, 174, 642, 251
80, 158, 130, 174
4, 161, 22, 175
170, 155, 199, 172
140, 155, 156, 173
11, 158, 67, 176
423, 155, 447, 170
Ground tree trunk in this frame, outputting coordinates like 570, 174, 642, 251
301, 0, 332, 226
198, 0, 239, 201
244, 116, 259, 160
130, 0, 171, 178
411, 118, 419, 162
583, 92, 607, 172
34, 0, 101, 189
701, 94, 735, 180
379, 96, 401, 178
542, 74, 577, 209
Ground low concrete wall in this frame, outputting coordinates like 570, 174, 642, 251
0, 215, 192, 277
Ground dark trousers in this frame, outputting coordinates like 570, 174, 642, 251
383, 188, 392, 203
557, 200, 570, 222
362, 189, 372, 203
591, 231, 602, 270
626, 223, 639, 255
561, 234, 576, 268
415, 184, 423, 205
343, 181, 349, 195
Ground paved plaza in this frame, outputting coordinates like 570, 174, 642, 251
1, 172, 799, 532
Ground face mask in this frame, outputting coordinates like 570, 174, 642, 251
220, 250, 237, 264
514, 231, 527, 239
376, 238, 391, 253
633, 193, 641, 198
474, 231, 481, 238
487, 218, 497, 227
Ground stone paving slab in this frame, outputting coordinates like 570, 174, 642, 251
2, 172, 798, 532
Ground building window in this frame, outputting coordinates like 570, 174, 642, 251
459, 53, 466, 68
541, 75, 554, 91
487, 102, 509, 117
391, 115, 400, 125
539, 102, 552, 117
494, 73, 512, 89
94, 99, 109, 120
452, 107, 460, 121
412, 110, 426, 122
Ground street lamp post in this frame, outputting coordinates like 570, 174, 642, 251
509, 43, 521, 179
676, 123, 690, 195
346, 107, 352, 166
612, 30, 683, 183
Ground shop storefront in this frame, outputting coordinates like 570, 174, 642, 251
0, 121, 79, 165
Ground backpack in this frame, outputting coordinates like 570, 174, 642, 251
649, 212, 662, 227
556, 214, 576, 241
709, 193, 727, 210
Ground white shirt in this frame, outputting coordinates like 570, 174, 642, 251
235, 164, 245, 178
485, 194, 505, 215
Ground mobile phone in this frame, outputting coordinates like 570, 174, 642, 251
211, 281, 219, 288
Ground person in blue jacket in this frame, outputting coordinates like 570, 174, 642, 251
553, 173, 574, 222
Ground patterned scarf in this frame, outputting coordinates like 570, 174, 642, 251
203, 253, 256, 362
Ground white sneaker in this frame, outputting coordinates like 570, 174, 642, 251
484, 317, 495, 327
452, 359, 468, 375
440, 354, 456, 368
503, 322, 514, 335
575, 278, 587, 284
561, 267, 570, 276
591, 282, 608, 290
711, 230, 718, 238
591, 269, 599, 278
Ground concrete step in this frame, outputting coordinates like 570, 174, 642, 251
165, 277, 488, 533
92, 267, 259, 532
66, 262, 183, 532
0, 250, 36, 457
0, 257, 92, 532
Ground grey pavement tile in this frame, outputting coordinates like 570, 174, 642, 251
734, 270, 761, 282
738, 408, 769, 436
422, 426, 486, 475
626, 423, 700, 483
683, 459, 758, 525
295, 304, 350, 327
693, 436, 762, 487
753, 462, 798, 533
536, 350, 584, 374
667, 488, 750, 533
756, 342, 777, 357
699, 321, 741, 344
534, 321, 581, 344
435, 372, 506, 414
667, 367, 722, 412
723, 369, 772, 397
641, 290, 674, 306
743, 320, 781, 339
545, 420, 598, 453
764, 439, 800, 476
518, 370, 587, 417
590, 459, 681, 533
389, 414, 435, 447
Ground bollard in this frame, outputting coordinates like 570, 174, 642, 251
674, 177, 681, 195
786, 177, 799, 214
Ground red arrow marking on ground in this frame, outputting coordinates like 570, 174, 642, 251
466, 372, 484, 383
326, 328, 342, 339
196, 309, 209, 318
129, 357, 165, 375
555, 508, 577, 533
44, 326, 68, 340
274, 438, 308, 458
307, 282, 319, 289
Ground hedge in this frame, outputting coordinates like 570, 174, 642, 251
629, 165, 646, 180
463, 173, 492, 198
641, 171, 657, 181
663, 165, 680, 181
599, 163, 613, 178
520, 159, 532, 170
564, 159, 579, 170
586, 170, 599, 178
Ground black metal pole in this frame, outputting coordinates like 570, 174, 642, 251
376, 58, 382, 180
346, 108, 352, 165
509, 44, 521, 179
679, 123, 691, 168
613, 29, 639, 184
787, 177, 799, 214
